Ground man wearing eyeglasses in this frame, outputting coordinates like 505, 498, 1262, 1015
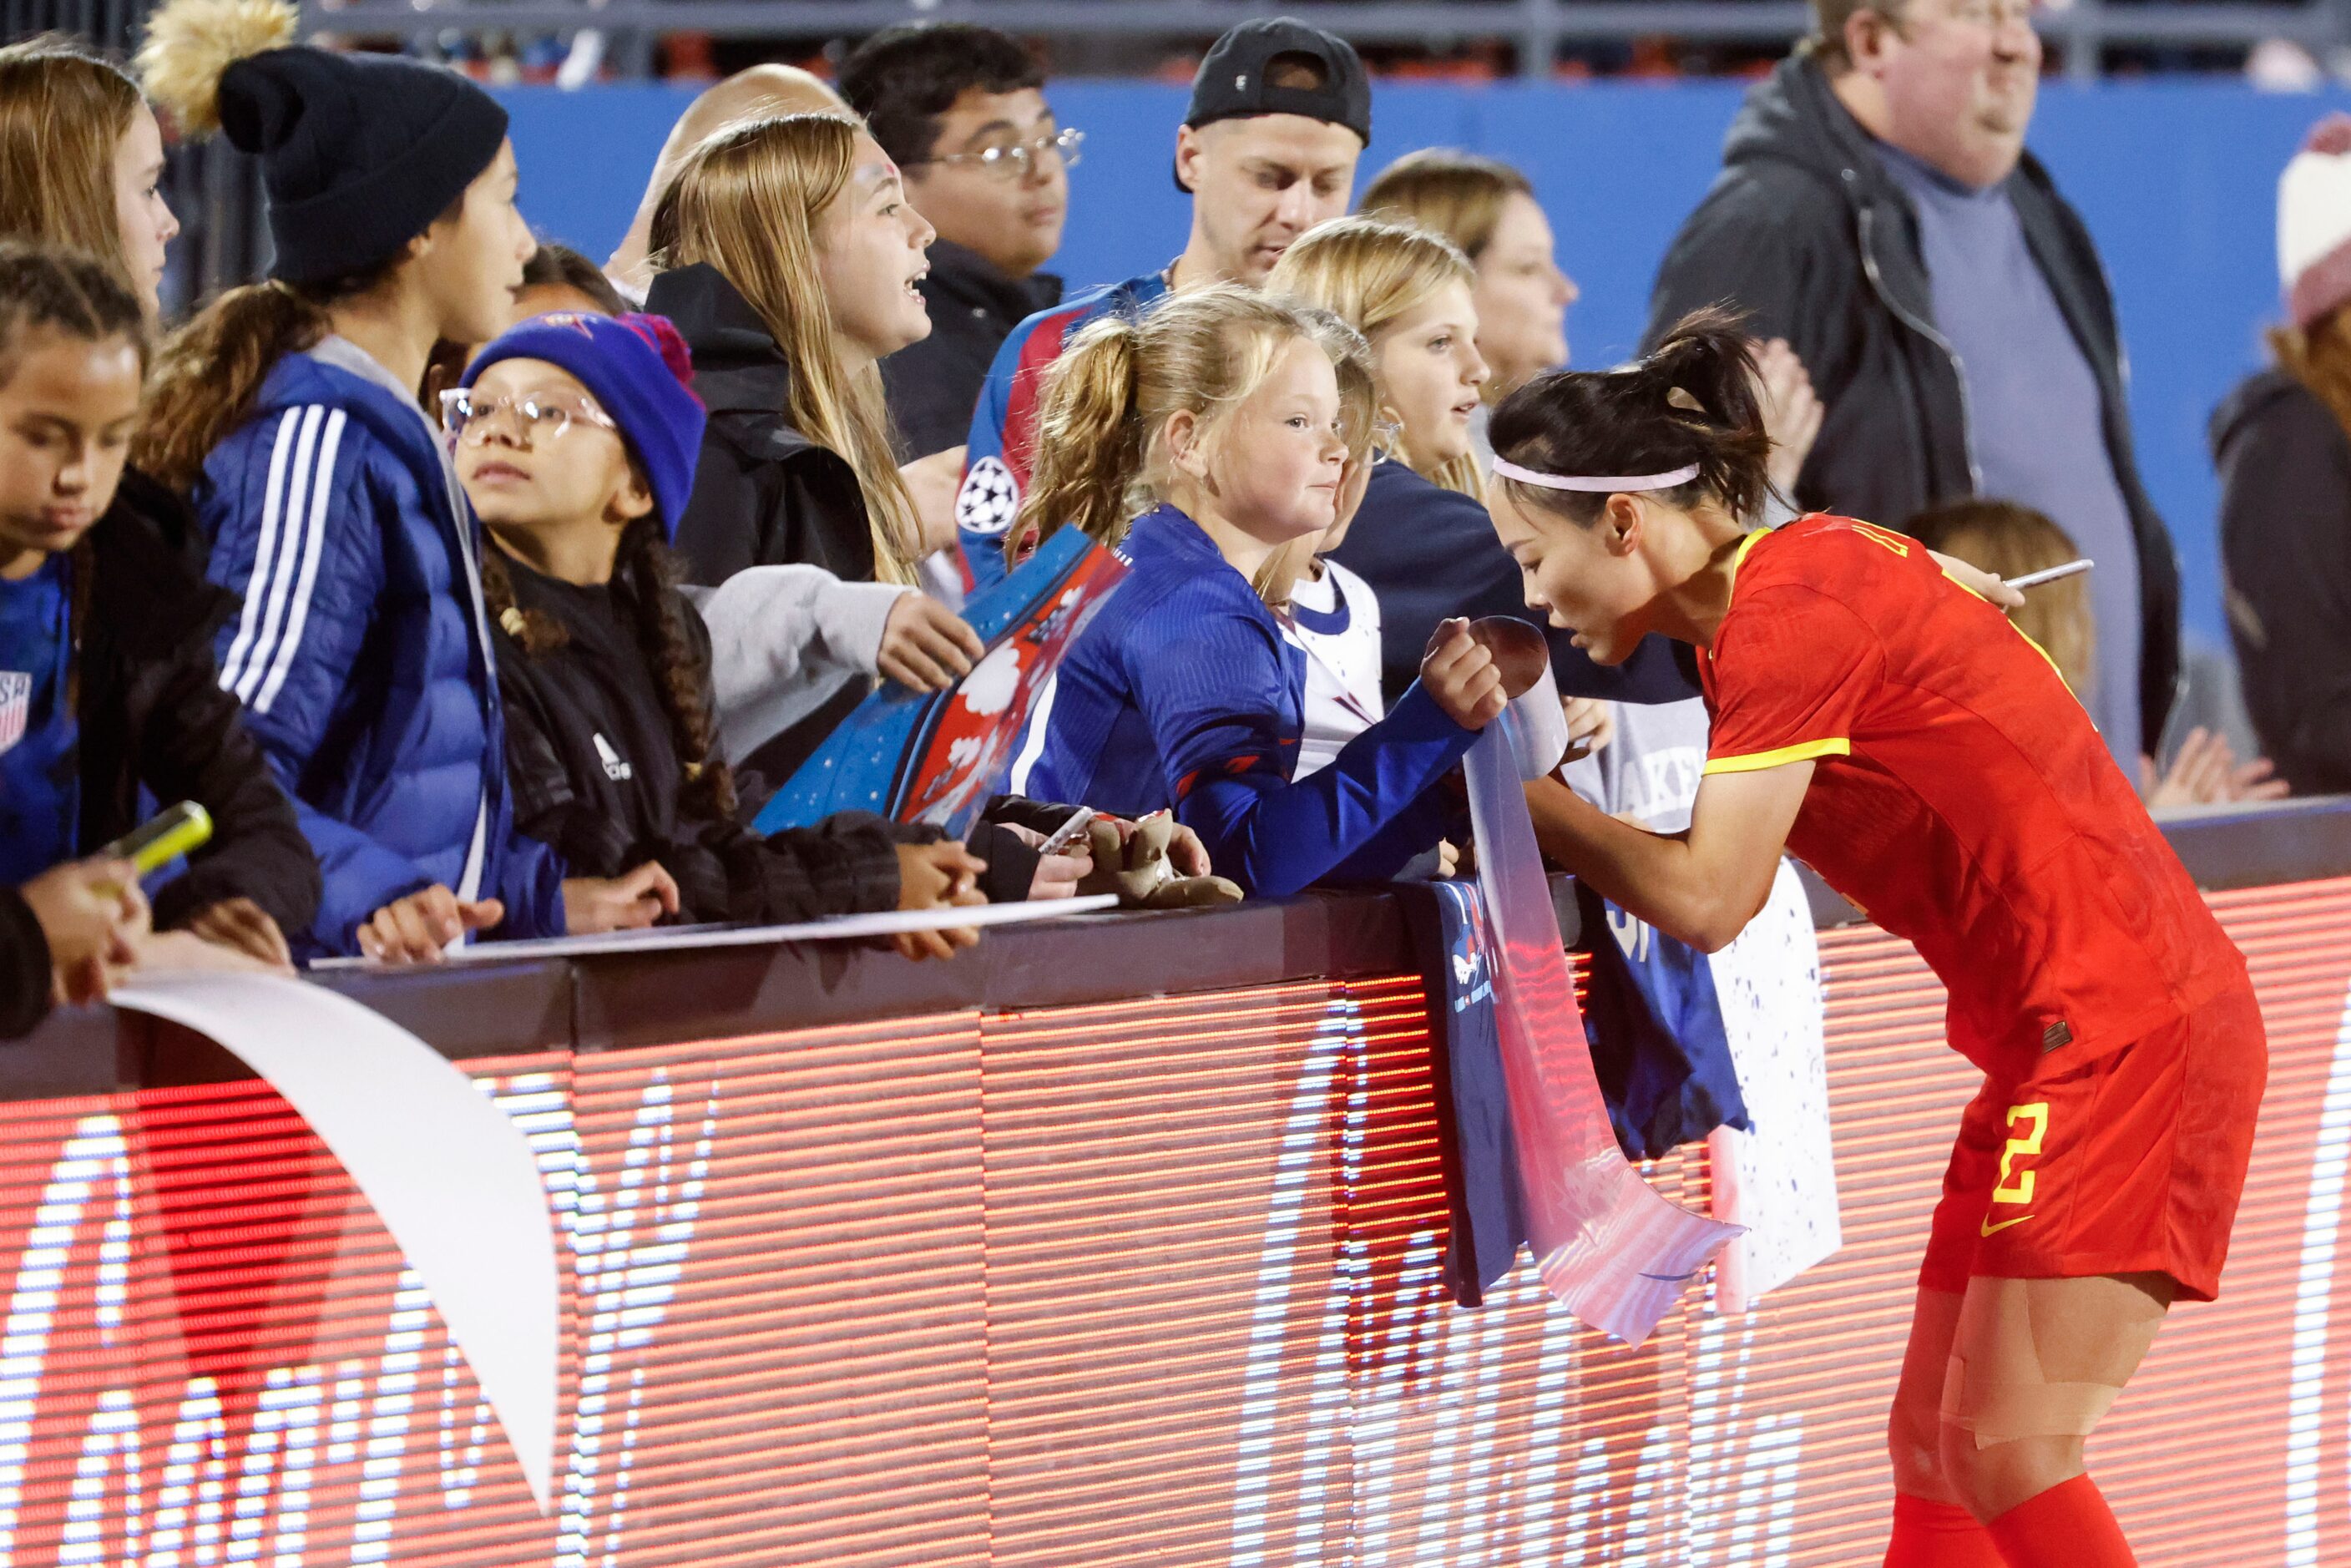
1647, 0, 2184, 799
945, 17, 1371, 594
842, 23, 1075, 464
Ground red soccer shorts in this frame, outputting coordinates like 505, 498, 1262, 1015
1919, 983, 2267, 1303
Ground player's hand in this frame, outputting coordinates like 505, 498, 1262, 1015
182, 897, 293, 971
1423, 618, 1507, 731
359, 886, 504, 964
892, 842, 987, 961
878, 593, 984, 692
564, 862, 680, 935
1561, 696, 1615, 763
899, 445, 968, 558
22, 857, 147, 1005
1929, 549, 2026, 610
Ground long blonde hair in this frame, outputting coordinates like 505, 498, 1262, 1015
650, 112, 921, 585
0, 38, 146, 300
1018, 286, 1373, 584
1268, 215, 1484, 500
1358, 149, 1531, 267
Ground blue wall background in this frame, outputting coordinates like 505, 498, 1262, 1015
495, 78, 2351, 650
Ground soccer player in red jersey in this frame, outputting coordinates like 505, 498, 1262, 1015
1484, 315, 2267, 1568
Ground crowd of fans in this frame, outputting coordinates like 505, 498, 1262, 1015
0, 0, 2340, 1035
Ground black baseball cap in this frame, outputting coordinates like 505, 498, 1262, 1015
1175, 18, 1372, 192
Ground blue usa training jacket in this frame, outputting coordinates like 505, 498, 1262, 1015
197, 339, 567, 957
1025, 505, 1476, 897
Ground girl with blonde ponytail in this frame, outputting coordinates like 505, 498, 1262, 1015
132, 0, 670, 961
1021, 286, 1505, 898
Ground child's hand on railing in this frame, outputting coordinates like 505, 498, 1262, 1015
892, 842, 987, 961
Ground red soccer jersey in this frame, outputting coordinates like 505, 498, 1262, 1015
1696, 515, 2245, 1077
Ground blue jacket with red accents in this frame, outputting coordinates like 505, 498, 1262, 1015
952, 269, 1170, 593
1024, 506, 1476, 897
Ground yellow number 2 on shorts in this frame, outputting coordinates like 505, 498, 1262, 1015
1989, 1100, 2050, 1213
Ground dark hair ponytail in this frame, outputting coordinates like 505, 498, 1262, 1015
134, 270, 404, 493
1489, 306, 1776, 525
480, 544, 570, 655
612, 518, 739, 823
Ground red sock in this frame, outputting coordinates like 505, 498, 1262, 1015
1884, 1492, 2007, 1567
1984, 1474, 2136, 1567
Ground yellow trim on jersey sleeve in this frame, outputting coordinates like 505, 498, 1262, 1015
2010, 624, 2094, 720
1724, 529, 1769, 595
1703, 737, 1853, 776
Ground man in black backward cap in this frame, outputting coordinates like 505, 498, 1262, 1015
950, 17, 1371, 592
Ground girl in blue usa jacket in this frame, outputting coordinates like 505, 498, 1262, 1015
135, 4, 676, 959
1020, 287, 1505, 897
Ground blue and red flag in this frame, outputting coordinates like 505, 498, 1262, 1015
754, 527, 1129, 840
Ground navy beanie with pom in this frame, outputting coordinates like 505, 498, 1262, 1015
463, 312, 709, 539
218, 48, 508, 286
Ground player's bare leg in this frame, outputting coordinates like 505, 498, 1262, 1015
1890, 1287, 1967, 1501
1883, 1287, 2003, 1565
1938, 1272, 2173, 1565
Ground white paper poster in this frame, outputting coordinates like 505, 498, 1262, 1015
310, 892, 1122, 969
1706, 859, 1842, 1312
112, 973, 560, 1515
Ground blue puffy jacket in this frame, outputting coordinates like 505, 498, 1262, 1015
197, 340, 567, 957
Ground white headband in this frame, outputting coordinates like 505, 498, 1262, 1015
1490, 459, 1701, 493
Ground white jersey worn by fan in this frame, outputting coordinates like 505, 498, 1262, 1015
1281, 558, 1386, 779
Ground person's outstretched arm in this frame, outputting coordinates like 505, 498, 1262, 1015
1525, 764, 1812, 953
1535, 572, 1881, 951
1144, 608, 1499, 898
